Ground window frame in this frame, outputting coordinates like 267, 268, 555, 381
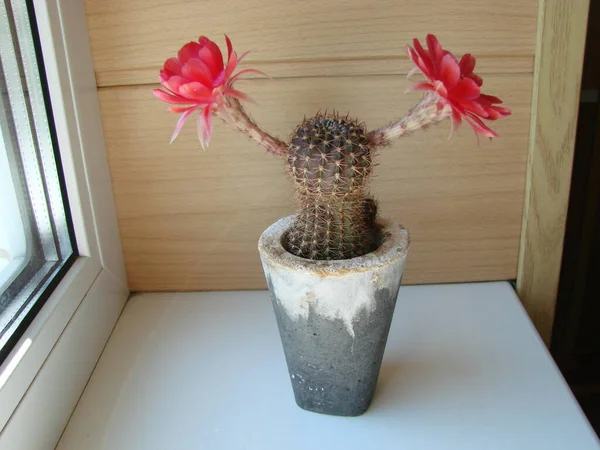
0, 0, 80, 360
0, 0, 128, 445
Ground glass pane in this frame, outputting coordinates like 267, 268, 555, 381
0, 123, 27, 288
0, 0, 77, 361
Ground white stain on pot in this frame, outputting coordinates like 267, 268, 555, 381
259, 216, 409, 338
262, 261, 403, 338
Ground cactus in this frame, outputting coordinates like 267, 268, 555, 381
154, 34, 511, 261
285, 113, 378, 260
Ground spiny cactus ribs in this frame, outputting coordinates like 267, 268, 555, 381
285, 113, 380, 260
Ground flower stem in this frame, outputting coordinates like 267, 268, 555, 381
367, 92, 452, 147
224, 98, 288, 157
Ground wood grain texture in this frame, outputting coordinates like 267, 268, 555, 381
517, 0, 590, 345
84, 0, 538, 87
100, 74, 531, 291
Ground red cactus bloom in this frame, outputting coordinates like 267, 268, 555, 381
153, 35, 263, 148
407, 34, 511, 138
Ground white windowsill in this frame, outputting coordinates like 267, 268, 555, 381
56, 281, 599, 450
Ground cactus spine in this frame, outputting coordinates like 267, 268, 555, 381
285, 113, 379, 260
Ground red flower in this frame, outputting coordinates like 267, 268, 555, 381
407, 34, 511, 138
153, 35, 264, 148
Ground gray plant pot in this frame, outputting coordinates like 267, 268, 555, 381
258, 215, 409, 416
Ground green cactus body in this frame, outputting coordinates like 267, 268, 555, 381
285, 113, 380, 260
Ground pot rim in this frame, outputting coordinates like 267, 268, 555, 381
258, 215, 410, 276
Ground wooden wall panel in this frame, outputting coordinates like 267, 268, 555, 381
85, 0, 538, 87
517, 0, 590, 344
86, 0, 539, 291
99, 74, 531, 291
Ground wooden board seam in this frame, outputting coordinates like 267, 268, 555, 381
97, 70, 535, 91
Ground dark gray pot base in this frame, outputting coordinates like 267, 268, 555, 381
259, 216, 409, 417
269, 285, 398, 416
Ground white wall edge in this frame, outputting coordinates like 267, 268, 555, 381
0, 268, 128, 450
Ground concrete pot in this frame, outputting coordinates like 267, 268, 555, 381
258, 215, 409, 416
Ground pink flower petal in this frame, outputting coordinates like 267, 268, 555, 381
468, 73, 484, 87
159, 70, 169, 84
179, 82, 215, 102
433, 80, 448, 97
447, 107, 464, 138
484, 109, 503, 120
213, 71, 226, 88
407, 46, 420, 66
163, 57, 183, 76
197, 106, 213, 149
493, 106, 511, 116
485, 105, 512, 120
459, 54, 483, 87
228, 68, 268, 84
170, 107, 197, 143
451, 108, 463, 129
478, 94, 504, 105
411, 39, 434, 79
406, 66, 421, 79
222, 49, 238, 84
178, 42, 202, 62
426, 34, 443, 74
216, 101, 232, 124
198, 36, 225, 77
459, 54, 476, 75
225, 34, 233, 60
440, 53, 460, 89
182, 59, 214, 88
454, 98, 489, 118
413, 38, 430, 60
153, 89, 194, 105
451, 78, 481, 100
168, 106, 196, 113
405, 81, 435, 93
225, 89, 255, 103
465, 113, 499, 138
237, 51, 251, 64
163, 75, 189, 95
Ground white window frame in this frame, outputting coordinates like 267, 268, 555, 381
0, 1, 129, 448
